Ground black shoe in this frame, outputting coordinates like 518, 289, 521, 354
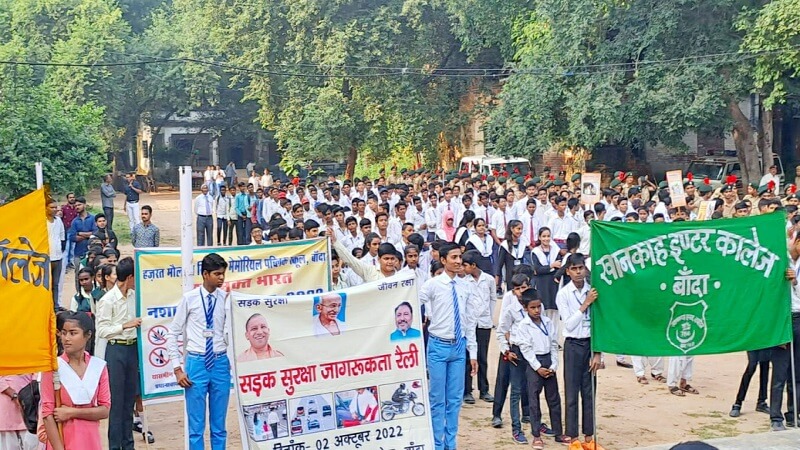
480, 392, 494, 403
144, 431, 155, 444
521, 415, 531, 424
785, 413, 797, 427
133, 421, 143, 433
729, 404, 741, 417
616, 361, 633, 369
492, 416, 503, 428
756, 402, 769, 414
463, 393, 476, 404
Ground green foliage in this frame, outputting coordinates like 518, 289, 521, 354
0, 85, 108, 199
740, 0, 800, 107
485, 0, 753, 157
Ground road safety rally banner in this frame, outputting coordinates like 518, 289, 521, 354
230, 272, 433, 450
135, 239, 330, 400
590, 213, 791, 356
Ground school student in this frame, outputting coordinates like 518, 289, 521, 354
462, 250, 496, 404
517, 289, 568, 448
41, 312, 110, 450
95, 257, 141, 450
419, 242, 479, 450
167, 253, 232, 450
555, 253, 601, 445
729, 349, 770, 417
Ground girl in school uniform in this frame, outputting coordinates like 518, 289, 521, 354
465, 218, 495, 275
41, 312, 110, 450
494, 220, 526, 292
531, 227, 563, 337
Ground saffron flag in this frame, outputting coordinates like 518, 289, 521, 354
590, 213, 791, 356
0, 189, 57, 374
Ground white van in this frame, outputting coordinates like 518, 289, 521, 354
459, 155, 532, 177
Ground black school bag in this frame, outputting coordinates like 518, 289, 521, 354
17, 379, 40, 434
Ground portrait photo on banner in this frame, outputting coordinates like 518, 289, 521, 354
312, 292, 348, 337
237, 312, 285, 362
390, 301, 422, 342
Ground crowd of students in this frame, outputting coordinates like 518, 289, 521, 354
5, 163, 800, 450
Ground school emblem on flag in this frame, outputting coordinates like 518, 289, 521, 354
666, 301, 708, 354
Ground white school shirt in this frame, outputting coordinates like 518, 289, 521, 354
419, 273, 479, 359
194, 193, 215, 216
548, 213, 577, 241
166, 286, 228, 370
518, 315, 559, 371
496, 291, 526, 354
47, 217, 65, 261
466, 272, 496, 329
792, 257, 800, 313
215, 195, 232, 218
519, 210, 540, 245
491, 208, 509, 235
556, 281, 591, 339
425, 207, 441, 234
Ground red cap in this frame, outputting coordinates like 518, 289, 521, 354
301, 198, 309, 204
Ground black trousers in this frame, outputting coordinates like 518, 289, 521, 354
527, 354, 563, 438
106, 342, 139, 450
564, 337, 594, 438
217, 218, 232, 246
492, 352, 530, 419
235, 217, 247, 244
50, 260, 62, 308
734, 349, 771, 406
770, 315, 800, 423
465, 327, 491, 395
103, 206, 114, 230
197, 215, 213, 246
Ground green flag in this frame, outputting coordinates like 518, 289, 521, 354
589, 213, 791, 356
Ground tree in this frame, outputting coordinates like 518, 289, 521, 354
187, 0, 481, 179
483, 0, 771, 184
0, 85, 108, 199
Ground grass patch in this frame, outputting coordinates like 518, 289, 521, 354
690, 419, 739, 440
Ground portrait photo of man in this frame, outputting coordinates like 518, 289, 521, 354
313, 293, 347, 337
390, 301, 421, 341
238, 313, 284, 361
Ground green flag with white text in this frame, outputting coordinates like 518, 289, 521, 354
590, 213, 792, 356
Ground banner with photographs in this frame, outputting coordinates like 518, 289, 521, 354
134, 239, 330, 400
231, 272, 433, 450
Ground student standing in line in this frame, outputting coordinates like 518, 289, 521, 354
517, 289, 568, 449
419, 243, 479, 450
555, 253, 601, 445
41, 312, 110, 450
96, 257, 141, 450
167, 253, 231, 450
461, 250, 496, 405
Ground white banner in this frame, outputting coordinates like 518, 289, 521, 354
231, 273, 434, 450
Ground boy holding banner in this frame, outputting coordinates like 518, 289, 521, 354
555, 253, 600, 445
166, 253, 231, 450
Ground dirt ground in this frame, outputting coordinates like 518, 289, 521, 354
69, 189, 776, 450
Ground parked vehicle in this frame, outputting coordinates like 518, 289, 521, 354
307, 418, 320, 430
684, 151, 784, 191
459, 155, 532, 177
322, 405, 332, 417
307, 399, 318, 415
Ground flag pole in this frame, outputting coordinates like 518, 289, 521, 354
35, 162, 43, 190
791, 339, 797, 427
179, 166, 194, 450
592, 365, 598, 448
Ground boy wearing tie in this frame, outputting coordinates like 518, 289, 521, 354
166, 254, 231, 450
419, 242, 479, 450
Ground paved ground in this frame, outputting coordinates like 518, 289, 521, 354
69, 189, 794, 449
632, 429, 800, 449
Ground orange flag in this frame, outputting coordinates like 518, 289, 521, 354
0, 189, 57, 375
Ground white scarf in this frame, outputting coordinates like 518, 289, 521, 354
467, 234, 493, 257
58, 356, 105, 406
532, 245, 560, 272
500, 240, 525, 260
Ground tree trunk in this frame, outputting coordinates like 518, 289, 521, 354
345, 145, 358, 180
729, 99, 760, 186
760, 105, 774, 173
